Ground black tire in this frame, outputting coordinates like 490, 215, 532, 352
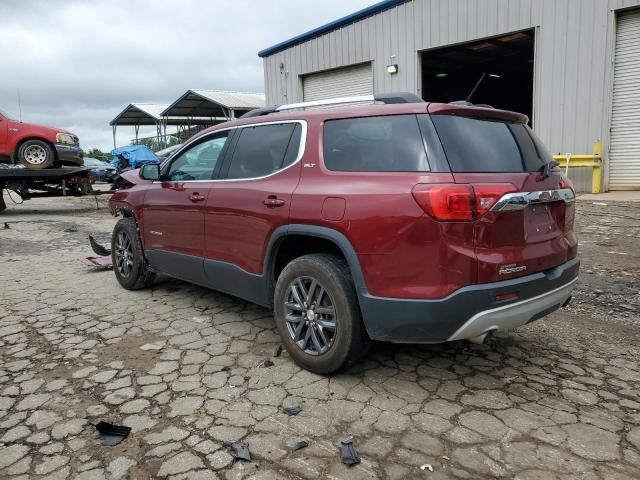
111, 217, 156, 290
18, 140, 54, 169
273, 253, 370, 374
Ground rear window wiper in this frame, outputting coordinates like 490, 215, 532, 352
540, 159, 560, 179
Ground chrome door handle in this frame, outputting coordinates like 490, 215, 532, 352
263, 196, 285, 207
189, 193, 206, 202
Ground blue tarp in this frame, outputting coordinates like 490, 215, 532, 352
111, 145, 159, 170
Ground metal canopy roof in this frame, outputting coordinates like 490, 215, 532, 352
110, 102, 226, 127
109, 103, 168, 126
258, 0, 410, 58
161, 90, 266, 118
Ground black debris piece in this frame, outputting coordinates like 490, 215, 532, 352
290, 440, 309, 451
89, 235, 111, 256
272, 344, 283, 357
262, 359, 274, 368
221, 366, 231, 372
95, 421, 131, 446
340, 438, 361, 466
3, 222, 9, 229
230, 441, 251, 461
283, 406, 302, 416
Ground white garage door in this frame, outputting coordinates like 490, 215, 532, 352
302, 63, 373, 102
609, 9, 640, 190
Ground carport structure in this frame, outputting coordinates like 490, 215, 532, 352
161, 90, 266, 124
109, 103, 224, 148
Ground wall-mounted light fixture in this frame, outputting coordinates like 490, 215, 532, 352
386, 55, 398, 75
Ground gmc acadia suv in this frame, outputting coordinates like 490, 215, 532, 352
109, 93, 579, 374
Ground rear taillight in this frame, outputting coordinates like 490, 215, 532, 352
412, 183, 517, 221
560, 176, 575, 196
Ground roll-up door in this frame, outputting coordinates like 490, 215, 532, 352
609, 10, 640, 190
302, 63, 373, 102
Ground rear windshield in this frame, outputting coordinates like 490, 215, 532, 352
431, 114, 553, 172
323, 115, 428, 172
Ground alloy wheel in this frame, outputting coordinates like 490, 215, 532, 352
115, 230, 134, 277
284, 276, 337, 355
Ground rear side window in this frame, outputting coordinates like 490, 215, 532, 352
431, 115, 552, 172
226, 123, 300, 179
323, 115, 429, 172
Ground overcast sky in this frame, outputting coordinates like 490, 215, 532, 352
0, 0, 373, 151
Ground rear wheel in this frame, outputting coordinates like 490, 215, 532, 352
18, 140, 54, 169
273, 253, 370, 374
111, 217, 155, 290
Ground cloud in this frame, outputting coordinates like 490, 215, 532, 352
0, 0, 373, 150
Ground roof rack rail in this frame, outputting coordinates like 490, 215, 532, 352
239, 92, 424, 118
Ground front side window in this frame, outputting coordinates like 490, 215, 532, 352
225, 123, 300, 180
165, 132, 229, 181
323, 115, 429, 172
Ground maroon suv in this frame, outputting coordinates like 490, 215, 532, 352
109, 93, 579, 374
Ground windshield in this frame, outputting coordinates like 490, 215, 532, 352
0, 107, 13, 119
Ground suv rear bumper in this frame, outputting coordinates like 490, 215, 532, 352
358, 257, 579, 343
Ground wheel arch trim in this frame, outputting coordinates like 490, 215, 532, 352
264, 224, 367, 293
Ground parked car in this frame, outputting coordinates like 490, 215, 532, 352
155, 143, 182, 162
83, 157, 116, 183
109, 93, 579, 374
0, 107, 83, 169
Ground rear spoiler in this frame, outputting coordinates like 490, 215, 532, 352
428, 102, 529, 124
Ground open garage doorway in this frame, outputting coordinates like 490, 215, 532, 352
421, 30, 535, 124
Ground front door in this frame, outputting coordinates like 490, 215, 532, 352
142, 130, 232, 285
203, 121, 304, 302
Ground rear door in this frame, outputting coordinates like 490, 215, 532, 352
142, 130, 232, 285
203, 121, 304, 297
429, 109, 577, 283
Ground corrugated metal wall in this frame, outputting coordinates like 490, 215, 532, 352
263, 0, 640, 189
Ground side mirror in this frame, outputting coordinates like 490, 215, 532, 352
139, 163, 160, 181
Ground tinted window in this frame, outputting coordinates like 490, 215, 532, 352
226, 123, 298, 179
431, 115, 552, 172
165, 132, 229, 181
323, 115, 428, 172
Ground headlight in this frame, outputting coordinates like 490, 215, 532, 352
56, 132, 75, 145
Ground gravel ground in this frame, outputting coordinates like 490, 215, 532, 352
0, 193, 639, 479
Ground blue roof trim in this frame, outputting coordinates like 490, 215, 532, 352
258, 0, 411, 58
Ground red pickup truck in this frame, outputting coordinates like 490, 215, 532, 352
0, 107, 83, 169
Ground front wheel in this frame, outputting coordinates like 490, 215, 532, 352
18, 140, 54, 169
111, 218, 156, 290
273, 253, 370, 374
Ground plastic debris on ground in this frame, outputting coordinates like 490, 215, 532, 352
272, 344, 283, 357
420, 463, 434, 472
340, 438, 361, 466
82, 256, 112, 269
94, 421, 131, 446
89, 234, 111, 256
290, 440, 309, 451
229, 441, 251, 461
3, 222, 9, 229
283, 406, 302, 416
261, 359, 274, 368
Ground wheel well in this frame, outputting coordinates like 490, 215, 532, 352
271, 235, 347, 284
14, 137, 58, 163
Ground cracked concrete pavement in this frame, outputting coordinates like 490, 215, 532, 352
0, 193, 639, 479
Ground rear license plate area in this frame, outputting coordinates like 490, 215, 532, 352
524, 204, 558, 241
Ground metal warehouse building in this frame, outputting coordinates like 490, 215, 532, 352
259, 0, 640, 191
